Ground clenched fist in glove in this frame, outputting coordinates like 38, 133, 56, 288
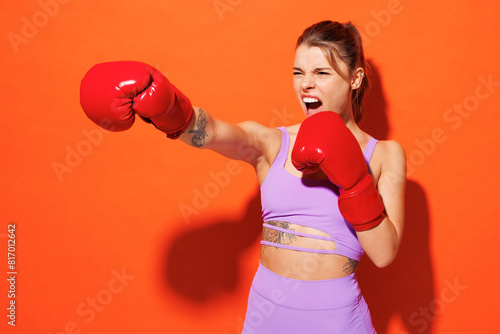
80, 61, 193, 139
292, 111, 385, 231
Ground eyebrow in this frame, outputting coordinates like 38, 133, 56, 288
293, 67, 333, 71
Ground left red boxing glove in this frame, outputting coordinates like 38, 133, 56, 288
291, 111, 384, 231
80, 61, 193, 139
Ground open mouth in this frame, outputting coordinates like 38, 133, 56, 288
303, 97, 323, 115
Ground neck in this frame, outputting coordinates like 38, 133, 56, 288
342, 109, 366, 144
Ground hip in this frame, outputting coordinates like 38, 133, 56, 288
242, 262, 376, 334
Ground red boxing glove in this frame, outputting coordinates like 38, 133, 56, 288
292, 112, 384, 231
80, 61, 193, 139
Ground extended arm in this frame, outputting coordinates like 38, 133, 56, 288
179, 107, 274, 168
80, 61, 275, 169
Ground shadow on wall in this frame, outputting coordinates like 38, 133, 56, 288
359, 59, 390, 140
357, 181, 434, 334
165, 191, 262, 302
358, 60, 435, 334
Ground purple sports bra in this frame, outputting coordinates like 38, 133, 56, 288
260, 127, 378, 261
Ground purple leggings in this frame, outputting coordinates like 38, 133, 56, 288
242, 263, 376, 334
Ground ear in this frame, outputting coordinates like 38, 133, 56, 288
351, 67, 364, 90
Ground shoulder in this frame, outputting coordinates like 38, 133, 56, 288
373, 139, 407, 182
236, 120, 283, 165
237, 120, 280, 135
236, 121, 282, 146
375, 140, 406, 161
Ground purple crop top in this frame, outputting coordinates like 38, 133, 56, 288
260, 127, 378, 261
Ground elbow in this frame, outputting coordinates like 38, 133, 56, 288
372, 255, 396, 268
369, 246, 399, 268
363, 218, 403, 268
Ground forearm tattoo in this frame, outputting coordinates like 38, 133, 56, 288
342, 258, 359, 274
187, 108, 208, 147
263, 221, 297, 247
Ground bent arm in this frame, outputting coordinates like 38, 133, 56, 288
357, 141, 406, 268
179, 106, 276, 168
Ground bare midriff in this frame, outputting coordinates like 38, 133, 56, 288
260, 221, 358, 280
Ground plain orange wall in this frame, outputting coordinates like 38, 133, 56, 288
1, 1, 499, 333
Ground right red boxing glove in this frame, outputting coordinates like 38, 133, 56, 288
80, 61, 193, 139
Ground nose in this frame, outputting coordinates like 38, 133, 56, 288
301, 73, 315, 90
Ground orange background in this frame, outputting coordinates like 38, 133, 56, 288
1, 0, 499, 333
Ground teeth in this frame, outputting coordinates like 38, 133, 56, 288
303, 97, 319, 103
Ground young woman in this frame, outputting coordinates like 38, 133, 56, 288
80, 20, 406, 334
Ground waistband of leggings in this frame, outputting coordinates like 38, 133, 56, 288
251, 262, 361, 310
